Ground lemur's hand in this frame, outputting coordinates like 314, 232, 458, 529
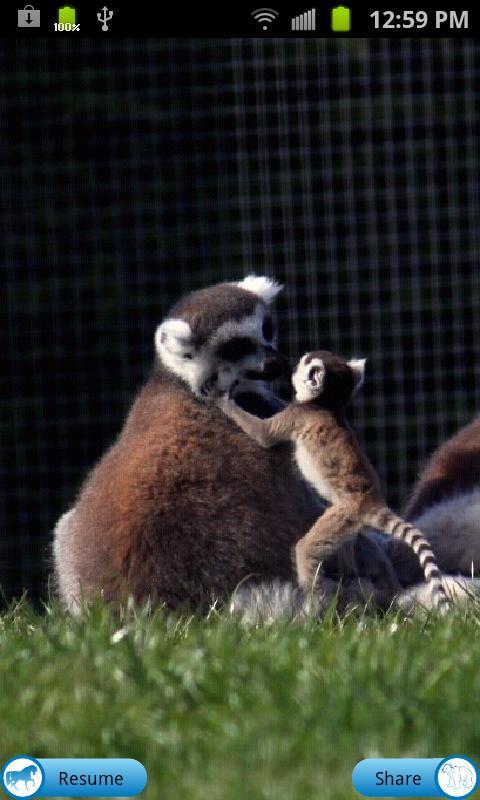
216, 392, 233, 407
216, 394, 238, 417
199, 375, 220, 402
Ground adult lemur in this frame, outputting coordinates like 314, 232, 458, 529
404, 414, 480, 577
218, 351, 449, 613
53, 277, 399, 612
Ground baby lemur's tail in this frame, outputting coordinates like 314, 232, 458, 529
366, 508, 450, 613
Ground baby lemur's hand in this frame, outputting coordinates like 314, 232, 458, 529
217, 392, 234, 408
199, 375, 222, 402
216, 394, 239, 421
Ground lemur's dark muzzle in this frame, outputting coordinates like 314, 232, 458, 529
246, 347, 290, 381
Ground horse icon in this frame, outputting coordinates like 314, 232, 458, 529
5, 764, 38, 791
441, 763, 474, 789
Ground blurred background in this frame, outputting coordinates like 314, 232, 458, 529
1, 38, 479, 604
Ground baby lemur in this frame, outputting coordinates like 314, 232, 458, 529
218, 351, 449, 613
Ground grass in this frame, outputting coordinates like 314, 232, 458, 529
1, 599, 480, 800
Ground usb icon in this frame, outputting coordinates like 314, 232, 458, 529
97, 6, 113, 31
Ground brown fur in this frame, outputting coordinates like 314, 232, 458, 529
54, 282, 408, 614
405, 415, 480, 520
56, 368, 323, 611
396, 414, 480, 577
218, 351, 447, 610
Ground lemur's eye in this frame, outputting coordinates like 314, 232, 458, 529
216, 337, 256, 362
183, 353, 193, 360
262, 316, 274, 342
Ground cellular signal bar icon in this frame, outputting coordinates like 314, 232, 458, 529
291, 8, 316, 30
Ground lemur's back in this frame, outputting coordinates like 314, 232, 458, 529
277, 402, 382, 505
405, 415, 480, 519
401, 414, 480, 578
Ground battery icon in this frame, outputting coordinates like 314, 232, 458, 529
331, 5, 351, 32
58, 5, 76, 25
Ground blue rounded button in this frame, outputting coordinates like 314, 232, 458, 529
353, 758, 442, 797
1, 758, 147, 798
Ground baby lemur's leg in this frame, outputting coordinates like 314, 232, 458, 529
295, 505, 360, 590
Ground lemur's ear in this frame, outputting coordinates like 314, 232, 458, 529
155, 318, 194, 357
236, 275, 283, 305
305, 358, 325, 392
348, 358, 366, 392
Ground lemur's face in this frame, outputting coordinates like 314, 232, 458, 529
292, 354, 326, 402
292, 351, 366, 405
155, 277, 288, 397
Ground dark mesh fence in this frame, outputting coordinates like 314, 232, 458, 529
2, 38, 479, 603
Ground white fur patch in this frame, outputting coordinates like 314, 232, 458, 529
229, 579, 330, 624
228, 573, 480, 624
294, 441, 336, 503
347, 358, 366, 392
396, 575, 480, 614
292, 355, 325, 402
208, 304, 266, 349
52, 508, 83, 615
413, 488, 480, 575
236, 275, 283, 305
155, 318, 208, 394
155, 318, 192, 356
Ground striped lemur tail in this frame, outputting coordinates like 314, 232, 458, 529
366, 508, 450, 613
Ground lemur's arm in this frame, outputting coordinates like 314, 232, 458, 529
217, 396, 291, 448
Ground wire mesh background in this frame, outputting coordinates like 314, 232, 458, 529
1, 38, 479, 603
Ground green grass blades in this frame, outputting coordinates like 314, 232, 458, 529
1, 599, 480, 800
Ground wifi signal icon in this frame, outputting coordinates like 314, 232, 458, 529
251, 8, 279, 29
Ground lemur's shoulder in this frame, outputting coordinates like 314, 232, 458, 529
405, 414, 480, 518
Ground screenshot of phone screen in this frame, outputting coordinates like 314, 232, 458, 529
1, 4, 479, 800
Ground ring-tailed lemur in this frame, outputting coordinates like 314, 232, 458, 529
54, 277, 352, 612
404, 413, 480, 577
218, 351, 450, 613
52, 276, 458, 617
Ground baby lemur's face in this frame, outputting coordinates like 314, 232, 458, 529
292, 350, 366, 406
